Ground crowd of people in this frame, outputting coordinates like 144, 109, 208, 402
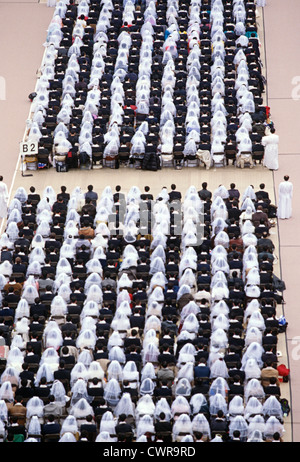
0, 181, 289, 442
23, 0, 279, 172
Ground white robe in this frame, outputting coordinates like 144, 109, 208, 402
277, 180, 293, 219
257, 0, 266, 6
0, 181, 8, 218
262, 134, 279, 170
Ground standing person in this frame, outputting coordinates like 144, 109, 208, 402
278, 176, 293, 219
0, 176, 8, 220
262, 127, 279, 171
85, 185, 98, 206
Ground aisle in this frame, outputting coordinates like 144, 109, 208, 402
263, 0, 300, 441
0, 2, 52, 198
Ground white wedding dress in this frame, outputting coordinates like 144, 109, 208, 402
278, 180, 293, 219
262, 134, 279, 170
0, 181, 8, 219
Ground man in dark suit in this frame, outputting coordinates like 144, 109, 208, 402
27, 186, 40, 203
34, 376, 51, 399
24, 345, 40, 365
85, 185, 98, 206
53, 359, 71, 386
79, 414, 97, 442
168, 184, 182, 202
154, 412, 172, 441
19, 362, 35, 387
153, 380, 173, 398
87, 378, 104, 400
30, 298, 49, 319
115, 414, 134, 437
29, 314, 44, 334
264, 376, 281, 397
229, 375, 244, 396
124, 330, 142, 350
140, 186, 153, 201
16, 378, 35, 400
198, 182, 212, 201
40, 286, 55, 303
255, 183, 269, 201
125, 346, 142, 365
61, 315, 78, 336
129, 308, 145, 330
194, 358, 210, 380
210, 410, 229, 434
121, 381, 139, 400
0, 246, 13, 263
7, 415, 27, 440
227, 183, 240, 201
4, 286, 20, 305
41, 414, 61, 437
14, 232, 30, 250
12, 257, 27, 276
157, 345, 176, 366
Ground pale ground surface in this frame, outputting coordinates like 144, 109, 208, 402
0, 0, 296, 441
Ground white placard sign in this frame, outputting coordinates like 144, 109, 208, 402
20, 141, 38, 156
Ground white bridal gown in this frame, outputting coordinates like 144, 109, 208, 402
277, 180, 293, 219
262, 133, 279, 170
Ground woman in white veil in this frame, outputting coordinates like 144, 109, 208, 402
14, 299, 30, 322
171, 396, 191, 420
246, 311, 266, 332
247, 414, 266, 439
243, 358, 262, 381
263, 396, 283, 421
107, 360, 123, 382
114, 393, 135, 418
103, 378, 121, 407
69, 397, 94, 420
172, 414, 193, 442
244, 326, 263, 347
210, 357, 229, 379
229, 415, 249, 442
244, 396, 264, 421
247, 429, 264, 442
209, 392, 228, 416
136, 414, 155, 440
140, 362, 156, 384
0, 381, 15, 403
44, 325, 63, 350
264, 416, 284, 440
49, 380, 68, 407
242, 342, 264, 369
60, 415, 79, 440
25, 398, 44, 426
244, 378, 265, 402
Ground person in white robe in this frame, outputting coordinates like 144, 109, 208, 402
262, 128, 279, 170
0, 177, 8, 219
277, 175, 293, 219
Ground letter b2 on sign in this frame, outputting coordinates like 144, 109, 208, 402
20, 141, 38, 156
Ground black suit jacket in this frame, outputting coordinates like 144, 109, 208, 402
115, 422, 133, 435
41, 422, 61, 435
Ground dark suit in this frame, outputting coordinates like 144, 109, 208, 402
154, 386, 172, 398
194, 365, 210, 379
41, 422, 61, 435
115, 422, 133, 435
